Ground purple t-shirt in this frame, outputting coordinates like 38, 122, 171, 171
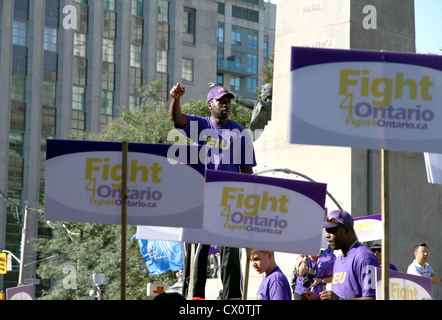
178, 114, 256, 172
256, 266, 292, 300
331, 242, 379, 298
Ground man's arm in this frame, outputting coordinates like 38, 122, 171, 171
431, 272, 440, 284
169, 83, 187, 129
241, 166, 254, 174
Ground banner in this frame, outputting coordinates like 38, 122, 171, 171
375, 268, 432, 300
181, 170, 327, 255
137, 239, 183, 275
354, 214, 382, 242
45, 140, 205, 228
288, 47, 442, 153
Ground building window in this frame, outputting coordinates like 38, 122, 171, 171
74, 32, 86, 57
9, 132, 24, 158
104, 0, 115, 11
232, 6, 259, 23
129, 95, 140, 111
248, 34, 258, 50
42, 81, 56, 106
71, 110, 86, 137
217, 73, 224, 86
72, 86, 85, 110
104, 10, 116, 39
183, 8, 195, 35
13, 20, 27, 46
76, 3, 89, 33
157, 49, 167, 73
264, 38, 269, 59
131, 16, 143, 44
44, 50, 58, 80
102, 62, 115, 91
11, 76, 26, 101
14, 0, 29, 20
44, 27, 57, 52
158, 0, 169, 23
247, 53, 258, 73
102, 38, 114, 63
12, 45, 27, 75
247, 77, 257, 93
130, 67, 142, 95
41, 106, 56, 135
10, 101, 26, 131
73, 56, 87, 86
131, 44, 142, 68
182, 58, 194, 82
231, 30, 241, 46
132, 0, 143, 17
45, 0, 59, 26
217, 24, 224, 43
101, 91, 113, 115
231, 75, 240, 91
8, 157, 24, 188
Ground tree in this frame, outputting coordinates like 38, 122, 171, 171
35, 80, 251, 300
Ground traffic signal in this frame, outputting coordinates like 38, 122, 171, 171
0, 253, 7, 274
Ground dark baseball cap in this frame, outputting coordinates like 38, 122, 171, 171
207, 86, 234, 102
323, 210, 354, 228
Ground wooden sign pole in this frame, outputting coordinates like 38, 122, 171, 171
121, 141, 128, 300
242, 248, 251, 300
381, 149, 390, 300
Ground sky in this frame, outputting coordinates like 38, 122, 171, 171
265, 0, 442, 55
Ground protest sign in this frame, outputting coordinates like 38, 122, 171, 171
181, 170, 327, 255
354, 214, 382, 242
375, 268, 432, 300
44, 140, 205, 228
288, 47, 442, 153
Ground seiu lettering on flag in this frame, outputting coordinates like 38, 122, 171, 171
137, 239, 183, 275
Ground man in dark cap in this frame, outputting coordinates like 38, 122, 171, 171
302, 210, 379, 300
169, 83, 256, 300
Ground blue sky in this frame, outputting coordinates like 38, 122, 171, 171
415, 0, 442, 54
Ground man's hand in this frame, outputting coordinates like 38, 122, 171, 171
319, 290, 339, 300
170, 83, 185, 99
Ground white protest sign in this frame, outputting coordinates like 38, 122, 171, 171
288, 47, 442, 152
375, 268, 432, 300
354, 214, 382, 242
45, 140, 205, 228
181, 170, 327, 255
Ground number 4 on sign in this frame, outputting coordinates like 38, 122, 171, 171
339, 93, 356, 117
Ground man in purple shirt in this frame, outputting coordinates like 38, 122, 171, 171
303, 210, 379, 300
169, 83, 256, 300
250, 249, 292, 300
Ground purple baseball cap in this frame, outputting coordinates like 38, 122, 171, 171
207, 86, 235, 102
323, 209, 354, 228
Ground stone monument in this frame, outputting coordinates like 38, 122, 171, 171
251, 0, 442, 299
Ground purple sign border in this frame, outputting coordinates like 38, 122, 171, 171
291, 47, 442, 72
206, 169, 327, 209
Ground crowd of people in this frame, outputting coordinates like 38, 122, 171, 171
167, 83, 439, 301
